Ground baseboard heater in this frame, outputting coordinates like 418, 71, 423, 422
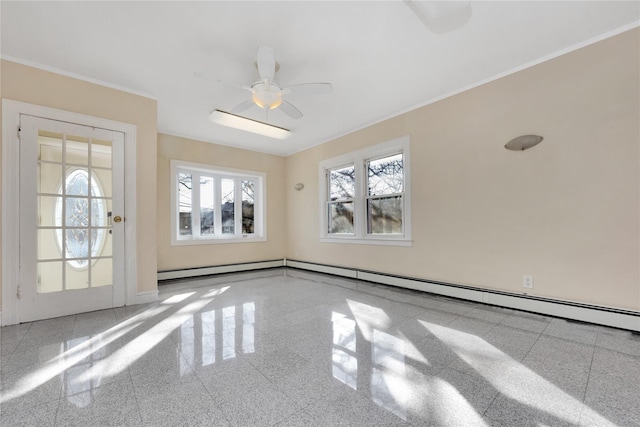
284, 259, 640, 332
157, 258, 639, 332
157, 259, 285, 281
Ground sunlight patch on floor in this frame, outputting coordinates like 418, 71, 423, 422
76, 287, 228, 383
0, 289, 226, 404
420, 320, 613, 425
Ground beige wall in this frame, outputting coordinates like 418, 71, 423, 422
2, 28, 637, 314
286, 29, 640, 310
0, 60, 158, 306
156, 133, 286, 271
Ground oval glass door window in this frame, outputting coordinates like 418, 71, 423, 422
54, 168, 107, 269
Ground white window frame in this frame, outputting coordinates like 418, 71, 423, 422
170, 160, 266, 245
319, 136, 412, 246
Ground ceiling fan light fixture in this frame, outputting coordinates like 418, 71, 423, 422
252, 83, 283, 110
252, 91, 282, 110
208, 110, 290, 139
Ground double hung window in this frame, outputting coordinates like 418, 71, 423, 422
171, 161, 265, 245
320, 136, 411, 245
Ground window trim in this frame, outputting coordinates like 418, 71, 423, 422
319, 136, 412, 246
170, 160, 266, 246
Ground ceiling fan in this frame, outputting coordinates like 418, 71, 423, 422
196, 45, 332, 120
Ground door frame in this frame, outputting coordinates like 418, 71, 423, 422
2, 99, 138, 325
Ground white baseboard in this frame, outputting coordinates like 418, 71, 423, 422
157, 259, 285, 281
286, 259, 640, 332
135, 290, 159, 305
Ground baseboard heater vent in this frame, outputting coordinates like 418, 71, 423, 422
157, 259, 284, 281
285, 259, 640, 332
156, 259, 639, 332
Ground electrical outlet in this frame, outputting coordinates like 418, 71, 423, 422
523, 275, 534, 289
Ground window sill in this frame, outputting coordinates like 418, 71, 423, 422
172, 236, 266, 246
319, 237, 412, 247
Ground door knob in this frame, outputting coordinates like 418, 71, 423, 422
113, 216, 122, 223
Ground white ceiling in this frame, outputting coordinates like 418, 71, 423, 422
2, 1, 638, 156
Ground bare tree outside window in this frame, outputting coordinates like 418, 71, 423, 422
367, 154, 403, 234
221, 179, 235, 235
320, 136, 410, 243
328, 165, 355, 234
241, 180, 255, 234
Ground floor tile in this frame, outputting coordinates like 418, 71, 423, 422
136, 380, 228, 426
0, 323, 32, 343
271, 364, 348, 408
583, 368, 640, 415
525, 335, 594, 368
0, 367, 63, 413
589, 346, 640, 379
1, 269, 638, 427
305, 387, 407, 426
216, 381, 301, 426
197, 355, 272, 401
0, 400, 59, 427
272, 409, 317, 426
484, 393, 580, 427
579, 395, 640, 427
499, 311, 551, 333
247, 348, 312, 382
543, 318, 599, 345
55, 379, 141, 426
594, 327, 640, 357
0, 339, 20, 358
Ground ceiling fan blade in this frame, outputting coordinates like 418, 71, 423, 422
194, 72, 251, 91
231, 98, 256, 114
283, 82, 333, 96
279, 100, 303, 120
256, 45, 276, 82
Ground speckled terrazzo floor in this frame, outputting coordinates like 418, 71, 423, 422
1, 268, 639, 426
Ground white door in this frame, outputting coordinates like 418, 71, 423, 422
19, 115, 125, 322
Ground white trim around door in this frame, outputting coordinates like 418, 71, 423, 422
2, 99, 138, 325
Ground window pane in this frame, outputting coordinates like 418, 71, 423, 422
66, 136, 89, 166
38, 261, 63, 293
39, 196, 62, 226
221, 179, 235, 235
329, 166, 355, 201
200, 176, 214, 235
329, 202, 354, 234
178, 173, 192, 236
367, 196, 403, 234
242, 180, 254, 234
91, 257, 112, 287
65, 169, 90, 196
66, 263, 88, 290
367, 154, 403, 196
91, 138, 112, 168
39, 162, 62, 194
